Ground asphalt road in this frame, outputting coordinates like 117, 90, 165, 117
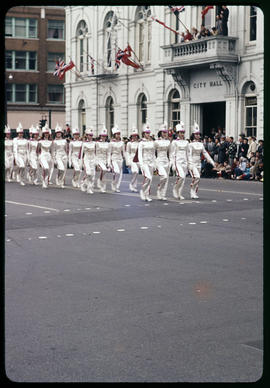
4, 171, 263, 382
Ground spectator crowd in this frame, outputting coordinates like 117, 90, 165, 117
179, 6, 230, 43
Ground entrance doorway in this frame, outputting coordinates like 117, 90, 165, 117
202, 102, 225, 137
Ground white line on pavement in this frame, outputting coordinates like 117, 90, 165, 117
5, 200, 60, 212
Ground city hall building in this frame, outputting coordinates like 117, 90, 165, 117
65, 5, 263, 140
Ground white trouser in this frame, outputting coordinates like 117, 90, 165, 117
97, 161, 108, 191
39, 152, 52, 183
189, 164, 201, 195
82, 158, 96, 192
5, 152, 14, 180
55, 153, 67, 186
141, 163, 155, 197
156, 160, 170, 198
111, 160, 123, 190
174, 161, 188, 197
71, 155, 82, 186
15, 153, 27, 182
130, 162, 139, 190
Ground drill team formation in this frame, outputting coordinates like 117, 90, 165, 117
5, 121, 216, 201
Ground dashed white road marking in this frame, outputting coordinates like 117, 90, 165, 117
212, 200, 217, 203
243, 198, 249, 201
63, 209, 70, 212
65, 233, 74, 237
25, 212, 32, 215
57, 235, 62, 238
226, 199, 232, 202
6, 200, 59, 212
85, 207, 91, 210
241, 217, 247, 220
140, 226, 149, 230
92, 231, 101, 234
44, 210, 51, 213
38, 236, 48, 239
6, 239, 11, 242
124, 204, 131, 207
222, 219, 229, 222
163, 203, 168, 206
189, 222, 196, 225
200, 221, 208, 224
259, 198, 263, 201
117, 229, 125, 232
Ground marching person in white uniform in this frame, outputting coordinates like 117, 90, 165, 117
4, 125, 14, 182
38, 124, 53, 189
95, 126, 110, 193
109, 125, 124, 193
155, 122, 171, 201
138, 123, 156, 202
13, 123, 28, 186
53, 124, 68, 188
125, 126, 140, 192
170, 121, 189, 200
69, 128, 83, 187
27, 125, 39, 185
81, 127, 96, 194
188, 122, 215, 199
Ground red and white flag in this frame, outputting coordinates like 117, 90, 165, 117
151, 16, 179, 35
201, 6, 214, 18
53, 59, 75, 80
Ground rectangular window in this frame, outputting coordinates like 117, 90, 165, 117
80, 39, 84, 71
47, 20, 64, 39
47, 52, 64, 71
47, 84, 64, 104
5, 50, 12, 69
245, 96, 257, 137
5, 17, 37, 38
15, 51, 26, 70
250, 6, 257, 41
6, 51, 37, 70
6, 84, 37, 103
139, 23, 144, 61
147, 20, 151, 62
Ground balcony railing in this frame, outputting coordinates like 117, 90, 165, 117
161, 36, 238, 69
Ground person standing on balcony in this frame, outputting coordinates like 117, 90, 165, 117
220, 6, 229, 36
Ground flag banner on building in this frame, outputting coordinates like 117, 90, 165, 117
115, 45, 141, 70
168, 5, 185, 15
201, 6, 214, 18
53, 59, 75, 79
151, 15, 179, 35
89, 55, 95, 74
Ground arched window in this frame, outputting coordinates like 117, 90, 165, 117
104, 11, 118, 69
106, 96, 114, 136
135, 6, 152, 64
137, 93, 147, 134
78, 99, 86, 134
76, 20, 89, 73
169, 89, 180, 130
243, 81, 257, 137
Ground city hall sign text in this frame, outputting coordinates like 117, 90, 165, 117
193, 80, 223, 88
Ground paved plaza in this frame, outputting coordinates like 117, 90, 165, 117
5, 172, 263, 382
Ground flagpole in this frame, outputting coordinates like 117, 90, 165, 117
127, 43, 144, 70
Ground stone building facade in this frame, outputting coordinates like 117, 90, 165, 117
65, 5, 263, 140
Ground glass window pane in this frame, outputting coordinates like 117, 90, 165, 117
48, 84, 64, 103
47, 52, 64, 71
6, 84, 13, 102
29, 19, 37, 38
246, 107, 253, 126
29, 84, 37, 102
5, 17, 12, 36
6, 51, 12, 69
253, 107, 257, 126
15, 84, 26, 102
28, 52, 37, 70
15, 18, 27, 37
15, 51, 26, 69
48, 20, 64, 39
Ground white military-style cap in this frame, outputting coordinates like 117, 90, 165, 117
4, 125, 11, 134
112, 125, 121, 135
16, 122, 24, 133
160, 121, 168, 132
176, 121, 185, 132
42, 123, 50, 134
142, 122, 151, 133
99, 125, 108, 136
130, 125, 139, 136
55, 123, 63, 133
29, 124, 35, 133
32, 126, 39, 135
85, 127, 94, 136
193, 121, 200, 134
72, 128, 80, 135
